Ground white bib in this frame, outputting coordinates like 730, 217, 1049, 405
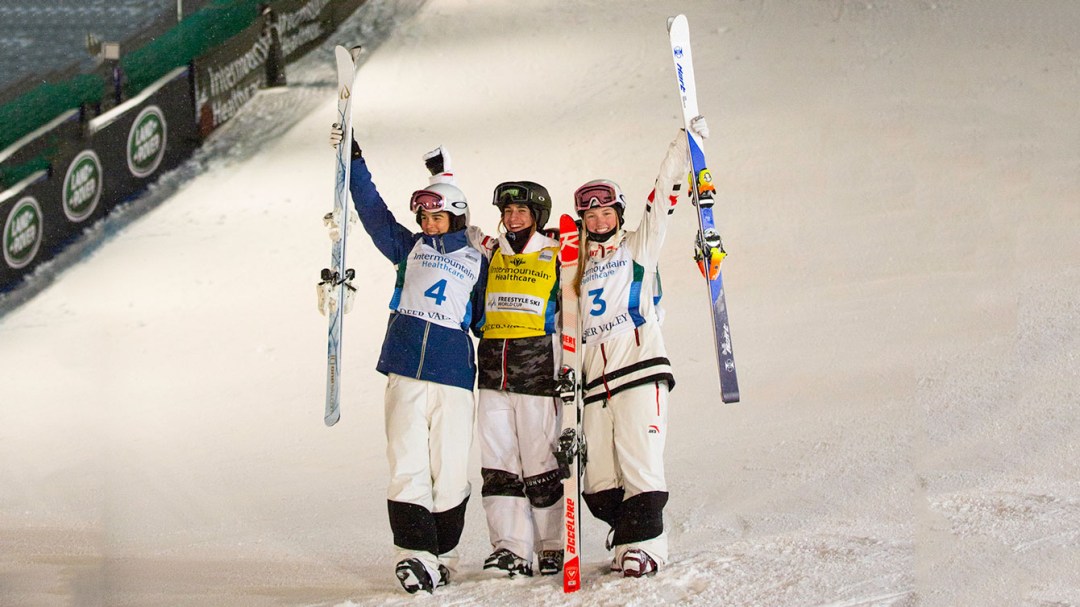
579, 247, 640, 343
394, 241, 483, 330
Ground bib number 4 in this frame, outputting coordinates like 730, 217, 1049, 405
424, 279, 448, 305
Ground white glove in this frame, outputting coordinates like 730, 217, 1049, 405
690, 115, 709, 139
423, 145, 458, 185
423, 145, 452, 174
323, 208, 358, 242
329, 123, 344, 148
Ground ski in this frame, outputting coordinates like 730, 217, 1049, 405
555, 213, 585, 592
667, 15, 740, 403
322, 45, 362, 426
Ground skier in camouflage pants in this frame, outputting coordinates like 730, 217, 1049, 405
468, 182, 564, 578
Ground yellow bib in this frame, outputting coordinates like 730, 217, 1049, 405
483, 245, 558, 338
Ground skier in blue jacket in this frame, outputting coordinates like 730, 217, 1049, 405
330, 125, 487, 594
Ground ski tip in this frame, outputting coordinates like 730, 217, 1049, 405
668, 14, 688, 33
558, 214, 580, 265
324, 410, 340, 427
722, 391, 740, 404
334, 45, 364, 64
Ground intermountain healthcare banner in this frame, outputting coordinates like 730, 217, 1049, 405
194, 0, 363, 138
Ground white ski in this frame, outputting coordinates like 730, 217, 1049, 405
323, 45, 362, 426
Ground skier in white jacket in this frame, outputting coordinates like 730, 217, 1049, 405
570, 117, 707, 578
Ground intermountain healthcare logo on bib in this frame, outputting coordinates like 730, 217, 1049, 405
3, 197, 43, 269
127, 105, 167, 178
63, 150, 103, 222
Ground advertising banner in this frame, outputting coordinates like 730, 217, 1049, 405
271, 0, 337, 63
88, 67, 199, 214
193, 17, 274, 138
0, 170, 62, 291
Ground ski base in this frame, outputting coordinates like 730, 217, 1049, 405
669, 15, 741, 404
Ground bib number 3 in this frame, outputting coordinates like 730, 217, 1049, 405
587, 288, 607, 317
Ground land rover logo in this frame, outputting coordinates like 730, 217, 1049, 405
127, 105, 167, 178
63, 150, 103, 222
3, 196, 43, 270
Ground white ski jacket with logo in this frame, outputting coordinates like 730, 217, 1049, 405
579, 134, 690, 405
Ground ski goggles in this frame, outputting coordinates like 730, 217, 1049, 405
573, 182, 621, 212
493, 182, 538, 206
409, 189, 447, 213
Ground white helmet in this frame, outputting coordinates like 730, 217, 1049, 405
573, 179, 625, 217
410, 182, 469, 230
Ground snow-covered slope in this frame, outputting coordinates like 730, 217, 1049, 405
2, 1, 1079, 605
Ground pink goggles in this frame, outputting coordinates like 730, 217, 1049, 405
409, 189, 447, 213
573, 182, 621, 212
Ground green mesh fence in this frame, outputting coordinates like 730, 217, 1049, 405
0, 74, 104, 154
120, 0, 262, 96
0, 0, 262, 156
0, 156, 51, 192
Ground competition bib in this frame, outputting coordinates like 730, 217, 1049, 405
580, 247, 644, 343
483, 246, 558, 338
393, 241, 483, 330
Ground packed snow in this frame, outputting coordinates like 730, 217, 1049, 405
2, 0, 1079, 605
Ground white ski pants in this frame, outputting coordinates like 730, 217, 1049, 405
477, 389, 563, 560
385, 374, 475, 574
583, 380, 670, 565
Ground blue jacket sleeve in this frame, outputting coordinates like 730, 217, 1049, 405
349, 158, 417, 265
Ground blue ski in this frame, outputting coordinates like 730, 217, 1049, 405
668, 15, 740, 403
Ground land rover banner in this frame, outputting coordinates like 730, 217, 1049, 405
61, 150, 104, 223
1, 170, 62, 291
88, 68, 197, 217
3, 196, 43, 271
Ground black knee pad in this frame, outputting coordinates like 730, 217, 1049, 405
524, 469, 564, 508
481, 468, 525, 498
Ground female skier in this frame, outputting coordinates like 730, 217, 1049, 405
469, 182, 564, 578
571, 117, 708, 578
330, 126, 486, 594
